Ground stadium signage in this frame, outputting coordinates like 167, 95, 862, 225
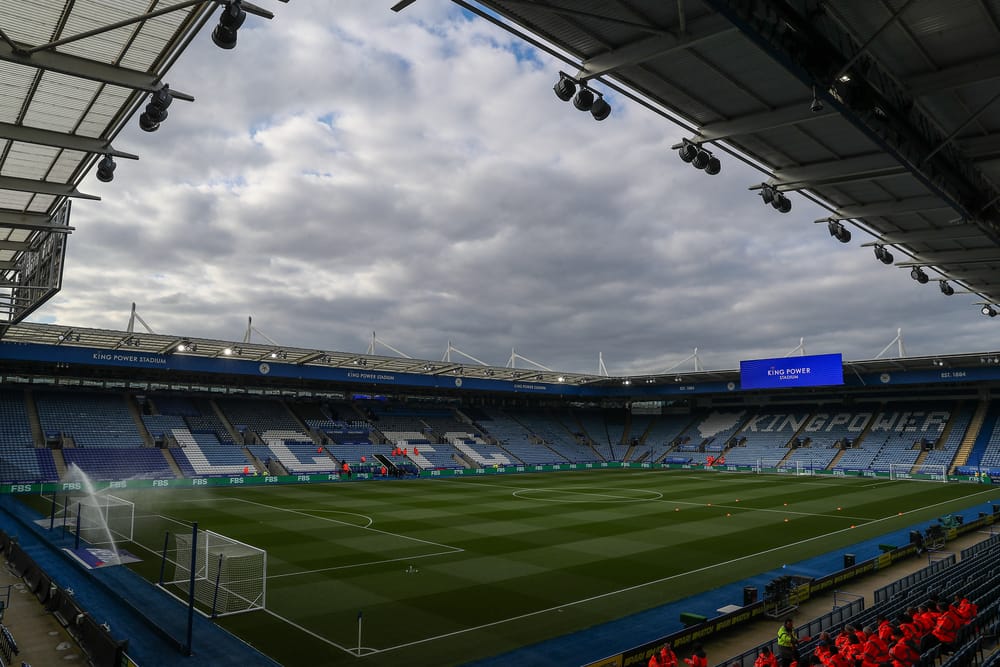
739, 353, 843, 390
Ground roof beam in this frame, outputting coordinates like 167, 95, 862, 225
0, 210, 74, 233
578, 13, 734, 79
0, 41, 166, 94
697, 102, 834, 141
773, 153, 904, 188
906, 55, 1000, 97
0, 122, 138, 159
902, 248, 1000, 265
832, 196, 952, 219
871, 224, 987, 244
0, 176, 99, 200
0, 240, 30, 251
957, 133, 1000, 160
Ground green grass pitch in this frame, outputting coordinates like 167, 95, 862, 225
99, 471, 999, 666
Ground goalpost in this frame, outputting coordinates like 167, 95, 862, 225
160, 529, 266, 617
48, 494, 135, 545
889, 463, 947, 482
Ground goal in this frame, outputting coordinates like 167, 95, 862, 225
160, 529, 266, 617
889, 463, 947, 482
49, 494, 134, 545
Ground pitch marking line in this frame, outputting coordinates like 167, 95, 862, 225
227, 496, 465, 552
365, 485, 1000, 656
446, 478, 876, 520
268, 549, 459, 580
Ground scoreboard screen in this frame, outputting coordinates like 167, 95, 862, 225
740, 353, 843, 390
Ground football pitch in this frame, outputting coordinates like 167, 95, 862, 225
103, 470, 998, 666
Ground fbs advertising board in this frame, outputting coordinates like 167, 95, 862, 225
740, 353, 843, 390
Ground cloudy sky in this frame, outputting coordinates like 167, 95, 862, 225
32, 2, 1000, 375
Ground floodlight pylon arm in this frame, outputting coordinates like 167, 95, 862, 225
442, 341, 488, 366
874, 328, 907, 359
783, 338, 806, 357
505, 348, 554, 372
662, 347, 703, 373
598, 352, 609, 377
366, 331, 411, 358
242, 316, 280, 346
127, 302, 156, 334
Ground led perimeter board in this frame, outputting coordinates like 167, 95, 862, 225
740, 353, 844, 390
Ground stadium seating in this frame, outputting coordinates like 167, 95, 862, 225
35, 390, 144, 448
62, 448, 174, 481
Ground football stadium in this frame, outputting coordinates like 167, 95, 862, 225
3, 2, 1000, 667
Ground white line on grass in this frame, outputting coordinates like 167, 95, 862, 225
445, 476, 876, 519
261, 608, 355, 654
225, 496, 464, 552
267, 549, 459, 579
366, 485, 1000, 656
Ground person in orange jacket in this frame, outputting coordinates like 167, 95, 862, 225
825, 645, 852, 667
952, 595, 977, 625
889, 636, 920, 667
931, 601, 962, 650
649, 651, 664, 667
660, 643, 678, 667
755, 645, 778, 667
685, 644, 708, 667
861, 626, 891, 667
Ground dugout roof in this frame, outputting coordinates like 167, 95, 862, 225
0, 0, 281, 330
432, 0, 1000, 315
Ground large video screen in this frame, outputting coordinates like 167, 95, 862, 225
739, 353, 844, 390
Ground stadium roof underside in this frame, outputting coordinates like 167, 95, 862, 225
0, 0, 282, 332
426, 0, 1000, 315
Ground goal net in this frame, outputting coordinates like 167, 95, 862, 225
889, 463, 947, 482
161, 529, 266, 617
49, 494, 134, 545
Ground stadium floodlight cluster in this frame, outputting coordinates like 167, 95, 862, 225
759, 183, 792, 213
873, 244, 893, 264
910, 266, 929, 284
827, 219, 851, 243
553, 72, 612, 121
676, 139, 721, 175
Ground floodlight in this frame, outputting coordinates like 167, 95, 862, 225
810, 92, 823, 113
212, 0, 247, 50
590, 93, 611, 120
827, 219, 850, 242
874, 244, 893, 265
759, 184, 775, 205
96, 155, 116, 183
139, 86, 173, 132
678, 143, 698, 163
983, 305, 997, 317
910, 267, 929, 284
573, 87, 595, 112
939, 281, 955, 296
774, 193, 792, 214
553, 73, 576, 102
223, 348, 233, 356
692, 149, 711, 170
705, 156, 721, 175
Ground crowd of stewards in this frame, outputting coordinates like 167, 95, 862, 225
647, 594, 979, 667
773, 595, 978, 667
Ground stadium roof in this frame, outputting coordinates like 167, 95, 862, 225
0, 0, 282, 330
421, 1, 1000, 316
3, 320, 999, 392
